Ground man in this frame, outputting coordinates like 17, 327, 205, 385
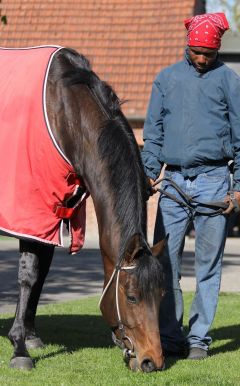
142, 13, 240, 360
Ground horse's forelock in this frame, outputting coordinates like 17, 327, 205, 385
133, 253, 165, 303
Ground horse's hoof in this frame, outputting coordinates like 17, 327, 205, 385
25, 337, 44, 349
10, 356, 34, 370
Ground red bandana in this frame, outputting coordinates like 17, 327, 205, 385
184, 13, 229, 49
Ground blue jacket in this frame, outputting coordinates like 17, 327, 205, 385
142, 50, 240, 190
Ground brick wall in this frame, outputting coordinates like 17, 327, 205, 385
0, 0, 195, 118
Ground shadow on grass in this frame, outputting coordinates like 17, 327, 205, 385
210, 324, 240, 356
0, 314, 113, 353
1, 316, 239, 368
164, 324, 240, 370
182, 324, 240, 356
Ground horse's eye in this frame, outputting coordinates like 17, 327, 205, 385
127, 295, 137, 304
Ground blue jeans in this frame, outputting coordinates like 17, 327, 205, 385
154, 166, 230, 352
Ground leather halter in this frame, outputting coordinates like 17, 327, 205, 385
98, 261, 136, 359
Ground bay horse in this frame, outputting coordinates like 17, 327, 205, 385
0, 46, 165, 371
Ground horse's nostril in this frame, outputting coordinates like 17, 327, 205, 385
141, 358, 156, 373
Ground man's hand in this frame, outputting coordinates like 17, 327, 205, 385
146, 177, 158, 197
223, 191, 240, 214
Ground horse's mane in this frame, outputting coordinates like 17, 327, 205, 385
59, 48, 120, 116
100, 120, 149, 250
60, 48, 148, 253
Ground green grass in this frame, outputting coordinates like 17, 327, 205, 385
0, 293, 240, 386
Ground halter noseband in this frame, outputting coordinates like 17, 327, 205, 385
98, 261, 136, 360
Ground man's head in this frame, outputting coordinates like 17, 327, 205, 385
187, 46, 218, 73
184, 13, 229, 72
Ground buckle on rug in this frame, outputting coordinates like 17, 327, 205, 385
54, 186, 89, 219
54, 173, 88, 219
55, 205, 75, 219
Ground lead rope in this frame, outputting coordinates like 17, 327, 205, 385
153, 177, 229, 216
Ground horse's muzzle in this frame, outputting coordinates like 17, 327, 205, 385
128, 356, 165, 372
140, 358, 165, 372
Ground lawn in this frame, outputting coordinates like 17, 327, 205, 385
0, 293, 239, 386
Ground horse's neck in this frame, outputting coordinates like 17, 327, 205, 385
46, 62, 146, 268
88, 181, 122, 268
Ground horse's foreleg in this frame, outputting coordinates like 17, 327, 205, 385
24, 242, 54, 349
8, 240, 54, 370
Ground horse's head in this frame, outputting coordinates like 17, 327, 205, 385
99, 233, 165, 372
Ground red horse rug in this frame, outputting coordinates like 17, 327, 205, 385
0, 46, 87, 254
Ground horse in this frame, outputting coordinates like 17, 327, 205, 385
0, 46, 165, 372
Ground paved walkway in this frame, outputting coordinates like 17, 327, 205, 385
0, 233, 240, 314
182, 237, 240, 292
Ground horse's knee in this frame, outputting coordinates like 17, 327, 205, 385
18, 252, 39, 288
9, 253, 39, 346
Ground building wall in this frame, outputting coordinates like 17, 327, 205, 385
86, 189, 159, 247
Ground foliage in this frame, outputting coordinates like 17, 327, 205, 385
0, 0, 7, 25
1, 15, 7, 25
0, 293, 239, 385
207, 0, 240, 32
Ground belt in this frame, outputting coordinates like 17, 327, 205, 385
166, 161, 228, 173
165, 165, 181, 172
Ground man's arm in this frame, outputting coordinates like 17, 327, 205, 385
223, 71, 240, 213
141, 75, 164, 181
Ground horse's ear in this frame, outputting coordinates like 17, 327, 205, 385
124, 233, 146, 263
150, 238, 166, 258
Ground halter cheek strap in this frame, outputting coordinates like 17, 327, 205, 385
98, 263, 136, 359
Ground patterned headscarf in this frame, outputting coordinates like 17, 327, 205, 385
184, 13, 229, 49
